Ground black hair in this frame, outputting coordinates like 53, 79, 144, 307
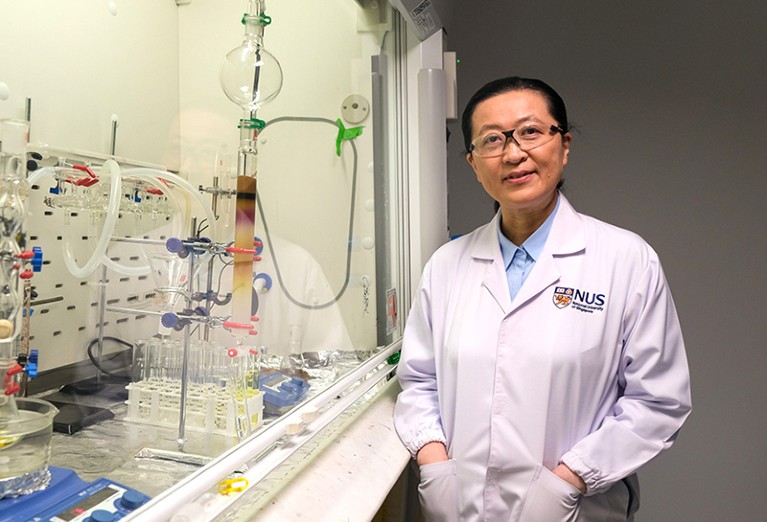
461, 76, 569, 153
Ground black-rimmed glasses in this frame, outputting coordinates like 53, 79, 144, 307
469, 123, 565, 157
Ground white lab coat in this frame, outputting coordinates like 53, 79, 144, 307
393, 195, 691, 521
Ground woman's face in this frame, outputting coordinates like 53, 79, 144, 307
466, 89, 571, 217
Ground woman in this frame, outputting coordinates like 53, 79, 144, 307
393, 77, 691, 521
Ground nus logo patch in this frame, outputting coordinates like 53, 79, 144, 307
553, 286, 606, 314
553, 287, 573, 309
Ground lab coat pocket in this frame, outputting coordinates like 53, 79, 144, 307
418, 459, 459, 522
517, 465, 581, 522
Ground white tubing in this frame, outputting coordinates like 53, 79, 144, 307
26, 166, 56, 186
62, 159, 122, 278
101, 175, 181, 276
29, 164, 150, 276
36, 164, 217, 278
101, 169, 217, 276
122, 168, 217, 241
30, 165, 216, 231
137, 171, 188, 230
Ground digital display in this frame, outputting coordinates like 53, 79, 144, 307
52, 485, 120, 521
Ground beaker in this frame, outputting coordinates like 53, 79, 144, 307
0, 398, 58, 499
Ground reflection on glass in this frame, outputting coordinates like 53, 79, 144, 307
0, 0, 403, 514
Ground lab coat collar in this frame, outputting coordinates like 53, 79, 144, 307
472, 194, 586, 314
544, 194, 587, 256
470, 194, 585, 261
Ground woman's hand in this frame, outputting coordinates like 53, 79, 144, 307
417, 441, 448, 466
552, 463, 587, 493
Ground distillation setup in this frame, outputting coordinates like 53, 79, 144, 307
0, 119, 58, 499
106, 0, 289, 448
0, 0, 320, 500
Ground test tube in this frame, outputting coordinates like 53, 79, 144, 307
131, 340, 148, 382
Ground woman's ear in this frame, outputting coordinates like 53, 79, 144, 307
466, 152, 480, 182
561, 132, 572, 166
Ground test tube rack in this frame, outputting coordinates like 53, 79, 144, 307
125, 379, 263, 437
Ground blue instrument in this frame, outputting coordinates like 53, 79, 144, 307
0, 467, 150, 522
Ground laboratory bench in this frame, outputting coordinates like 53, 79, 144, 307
9, 371, 412, 520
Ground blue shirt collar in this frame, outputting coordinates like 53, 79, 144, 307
498, 195, 560, 267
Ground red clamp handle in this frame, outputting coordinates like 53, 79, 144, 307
72, 164, 97, 178
4, 363, 23, 396
223, 320, 254, 331
225, 247, 256, 255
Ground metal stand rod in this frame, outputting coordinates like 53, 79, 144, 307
178, 317, 191, 451
177, 219, 198, 451
109, 117, 118, 156
96, 263, 108, 387
204, 256, 215, 342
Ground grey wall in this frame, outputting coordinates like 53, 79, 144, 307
445, 2, 766, 520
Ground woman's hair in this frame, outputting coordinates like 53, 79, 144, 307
460, 76, 570, 153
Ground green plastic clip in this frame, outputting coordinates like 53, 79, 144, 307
241, 13, 272, 25
387, 351, 401, 365
335, 119, 364, 157
238, 118, 266, 130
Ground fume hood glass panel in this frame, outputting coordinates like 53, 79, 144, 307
0, 0, 403, 508
174, 0, 403, 415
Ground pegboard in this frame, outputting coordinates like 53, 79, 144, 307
24, 166, 181, 377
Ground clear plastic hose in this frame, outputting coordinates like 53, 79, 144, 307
34, 165, 217, 278
101, 174, 184, 276
62, 159, 122, 278
100, 169, 217, 276
26, 165, 56, 186
122, 168, 217, 240
30, 165, 136, 277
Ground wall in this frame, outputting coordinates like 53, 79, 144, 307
446, 1, 766, 520
0, 0, 180, 372
0, 0, 179, 163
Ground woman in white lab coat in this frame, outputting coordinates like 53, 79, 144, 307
393, 77, 691, 521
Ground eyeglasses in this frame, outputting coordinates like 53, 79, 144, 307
468, 122, 565, 157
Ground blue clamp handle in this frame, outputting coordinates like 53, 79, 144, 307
32, 246, 43, 272
161, 312, 179, 329
165, 237, 189, 258
23, 350, 38, 378
253, 236, 264, 256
